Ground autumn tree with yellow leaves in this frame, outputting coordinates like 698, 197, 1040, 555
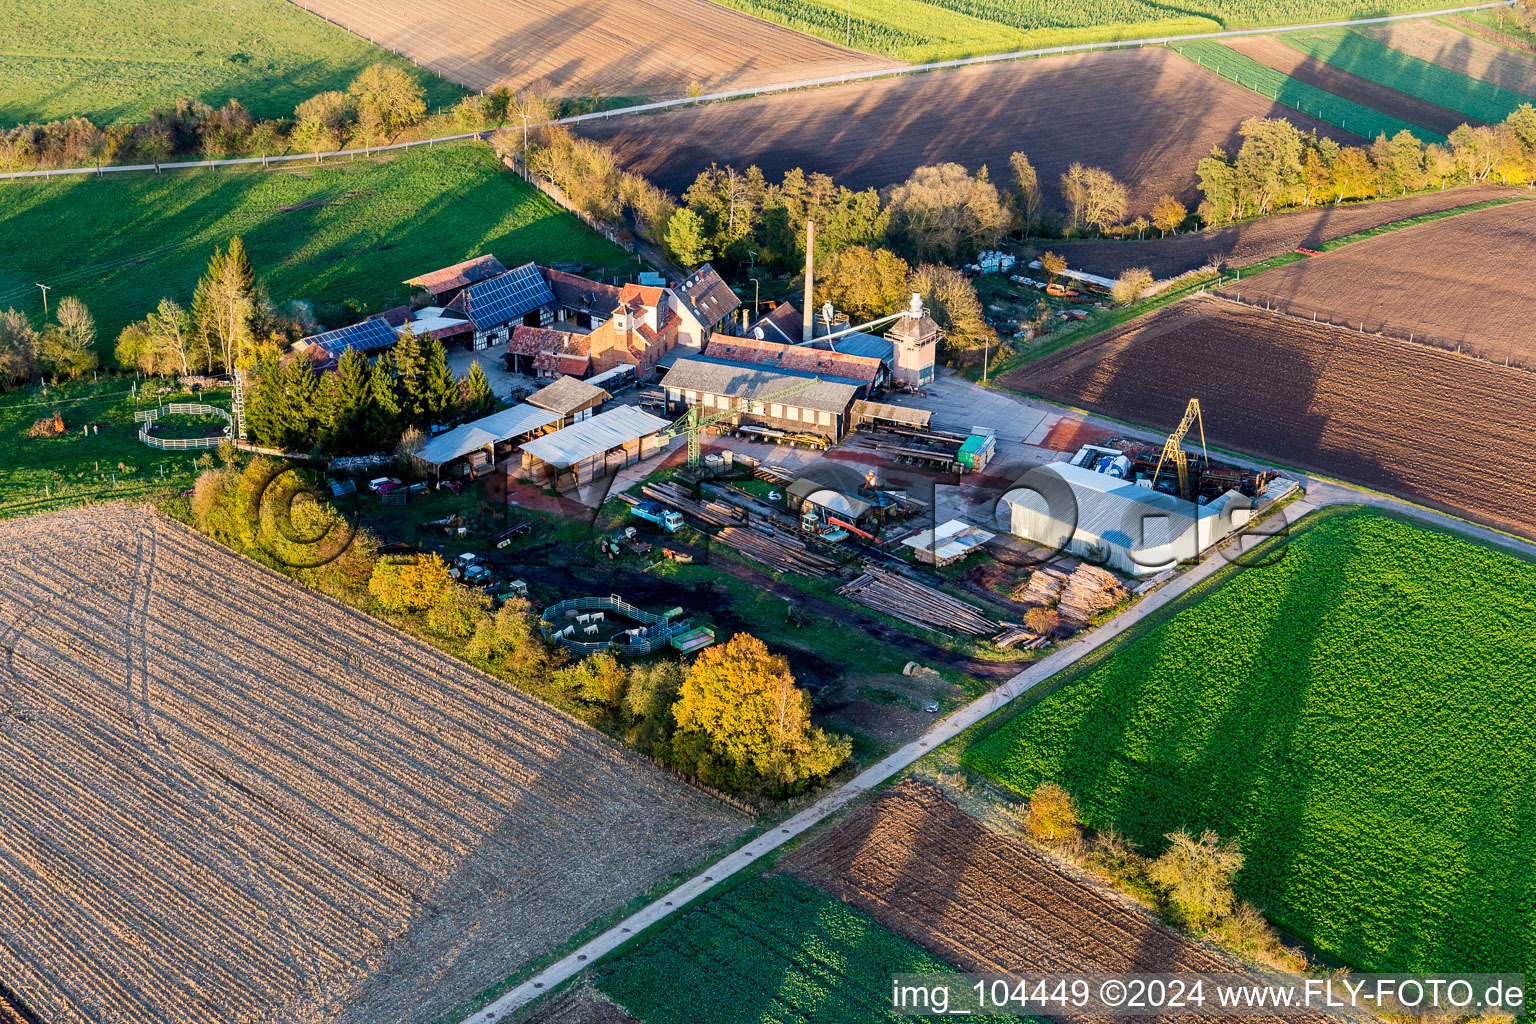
671, 633, 850, 796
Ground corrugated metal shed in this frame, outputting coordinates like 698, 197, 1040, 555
902, 519, 995, 563
416, 405, 561, 467
519, 406, 670, 469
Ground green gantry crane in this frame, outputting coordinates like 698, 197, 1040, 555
663, 375, 823, 466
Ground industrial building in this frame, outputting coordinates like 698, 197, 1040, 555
658, 358, 861, 441
1002, 461, 1252, 576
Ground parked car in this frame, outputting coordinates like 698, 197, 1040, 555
368, 476, 403, 494
437, 479, 464, 494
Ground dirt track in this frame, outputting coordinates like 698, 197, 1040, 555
1045, 183, 1518, 278
576, 48, 1351, 211
780, 780, 1329, 1024
297, 0, 896, 98
0, 505, 742, 1024
1005, 295, 1536, 540
1216, 199, 1536, 367
1223, 35, 1474, 133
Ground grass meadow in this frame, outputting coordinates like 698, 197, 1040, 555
0, 0, 462, 126
0, 144, 633, 348
960, 507, 1536, 977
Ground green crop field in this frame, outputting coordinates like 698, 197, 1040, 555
708, 0, 1452, 64
1280, 28, 1536, 123
961, 507, 1536, 976
0, 144, 631, 349
1175, 39, 1445, 142
597, 875, 1009, 1024
0, 0, 462, 126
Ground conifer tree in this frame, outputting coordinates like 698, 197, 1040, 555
330, 347, 372, 451
365, 357, 401, 445
280, 354, 319, 450
461, 360, 494, 417
244, 353, 286, 449
422, 338, 458, 423
390, 326, 426, 425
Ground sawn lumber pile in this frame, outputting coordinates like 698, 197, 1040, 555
753, 464, 797, 486
1018, 563, 1130, 623
716, 527, 837, 576
838, 564, 993, 635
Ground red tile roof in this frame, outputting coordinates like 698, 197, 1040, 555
510, 325, 570, 357
704, 334, 881, 383
406, 255, 508, 296
543, 267, 623, 313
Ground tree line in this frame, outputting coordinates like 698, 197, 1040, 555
185, 455, 849, 798
1198, 106, 1536, 224
0, 63, 493, 173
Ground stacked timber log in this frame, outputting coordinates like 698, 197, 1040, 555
716, 527, 837, 576
1057, 565, 1130, 624
754, 464, 797, 486
838, 565, 994, 635
641, 482, 744, 529
1016, 566, 1069, 606
992, 623, 1049, 650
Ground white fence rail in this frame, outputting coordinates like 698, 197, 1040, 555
137, 403, 232, 451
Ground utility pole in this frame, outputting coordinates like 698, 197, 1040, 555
519, 113, 531, 160
35, 283, 50, 318
750, 277, 760, 315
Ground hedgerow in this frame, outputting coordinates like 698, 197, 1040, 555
961, 508, 1536, 976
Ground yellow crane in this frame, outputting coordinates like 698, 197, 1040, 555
663, 376, 823, 466
1150, 398, 1208, 500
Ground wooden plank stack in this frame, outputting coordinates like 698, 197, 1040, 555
993, 623, 1048, 649
838, 565, 994, 635
754, 464, 797, 486
641, 482, 744, 529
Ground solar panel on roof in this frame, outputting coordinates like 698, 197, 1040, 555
457, 262, 555, 329
307, 318, 398, 357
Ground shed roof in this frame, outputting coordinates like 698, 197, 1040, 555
786, 478, 874, 519
303, 317, 399, 357
417, 404, 561, 466
519, 406, 670, 469
902, 519, 995, 561
826, 331, 894, 363
704, 334, 881, 384
407, 255, 508, 296
851, 399, 931, 429
1002, 462, 1214, 549
446, 261, 555, 330
660, 358, 860, 416
542, 267, 622, 312
749, 302, 801, 344
527, 375, 611, 415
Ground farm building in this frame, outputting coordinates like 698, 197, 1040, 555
515, 286, 682, 381
519, 406, 672, 491
527, 375, 610, 425
395, 306, 472, 346
293, 316, 399, 370
659, 357, 861, 441
406, 254, 508, 305
415, 404, 561, 477
671, 264, 741, 347
785, 476, 876, 527
445, 261, 557, 351
543, 266, 624, 328
1002, 462, 1252, 576
704, 334, 886, 396
746, 302, 802, 345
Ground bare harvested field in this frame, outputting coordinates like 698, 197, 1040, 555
527, 986, 640, 1024
576, 49, 1351, 211
1223, 35, 1473, 133
1047, 184, 1519, 278
1005, 295, 1536, 538
1216, 200, 1536, 366
0, 505, 743, 1024
1361, 19, 1536, 97
297, 0, 895, 97
780, 780, 1325, 1024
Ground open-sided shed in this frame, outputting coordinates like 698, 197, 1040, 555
416, 404, 561, 476
519, 406, 671, 491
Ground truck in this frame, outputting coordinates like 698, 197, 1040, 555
631, 501, 684, 533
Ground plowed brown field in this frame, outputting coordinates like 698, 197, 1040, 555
1004, 295, 1536, 539
1216, 200, 1536, 366
0, 505, 742, 1024
527, 986, 640, 1024
1222, 36, 1474, 133
780, 780, 1327, 1024
1361, 19, 1536, 97
296, 0, 895, 98
1048, 184, 1519, 278
576, 48, 1351, 211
